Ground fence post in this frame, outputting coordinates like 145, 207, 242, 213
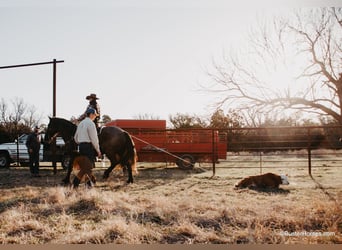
16, 134, 20, 166
259, 151, 262, 174
212, 129, 216, 177
307, 127, 312, 176
52, 59, 57, 175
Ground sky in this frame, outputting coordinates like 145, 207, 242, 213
0, 0, 331, 125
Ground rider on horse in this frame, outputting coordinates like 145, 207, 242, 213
78, 93, 101, 129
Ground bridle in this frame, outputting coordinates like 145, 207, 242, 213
46, 132, 59, 144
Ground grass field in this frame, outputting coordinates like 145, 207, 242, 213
0, 155, 341, 244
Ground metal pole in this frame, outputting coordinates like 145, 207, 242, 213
16, 134, 20, 167
307, 128, 312, 176
52, 59, 57, 174
53, 59, 57, 117
0, 60, 64, 69
212, 129, 216, 177
0, 59, 64, 119
0, 59, 64, 174
308, 148, 312, 176
259, 151, 262, 174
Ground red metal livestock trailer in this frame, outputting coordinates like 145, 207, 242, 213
105, 119, 227, 169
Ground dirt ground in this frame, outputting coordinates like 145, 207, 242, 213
1, 158, 340, 198
0, 158, 341, 244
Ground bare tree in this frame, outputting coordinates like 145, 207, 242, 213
0, 98, 42, 137
24, 104, 43, 128
169, 113, 207, 129
209, 109, 245, 129
206, 8, 342, 125
10, 97, 27, 125
0, 98, 8, 124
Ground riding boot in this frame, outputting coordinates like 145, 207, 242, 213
72, 177, 81, 189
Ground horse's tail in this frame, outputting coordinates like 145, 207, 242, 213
123, 131, 138, 174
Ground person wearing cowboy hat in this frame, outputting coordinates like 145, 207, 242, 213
78, 93, 101, 128
26, 125, 41, 177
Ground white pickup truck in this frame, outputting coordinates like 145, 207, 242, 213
0, 134, 69, 169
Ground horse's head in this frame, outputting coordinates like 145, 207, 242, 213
45, 117, 77, 144
45, 117, 59, 144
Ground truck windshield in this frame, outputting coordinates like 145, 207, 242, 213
18, 134, 28, 143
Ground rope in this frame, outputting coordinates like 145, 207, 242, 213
130, 134, 193, 166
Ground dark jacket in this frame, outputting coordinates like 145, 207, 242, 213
26, 132, 41, 152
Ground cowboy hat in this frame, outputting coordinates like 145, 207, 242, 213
86, 93, 99, 100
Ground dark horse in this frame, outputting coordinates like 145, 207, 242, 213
45, 117, 137, 184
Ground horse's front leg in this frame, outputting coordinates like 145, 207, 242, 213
62, 154, 76, 184
62, 154, 75, 185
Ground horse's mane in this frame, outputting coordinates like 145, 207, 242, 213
49, 117, 77, 134
51, 117, 75, 126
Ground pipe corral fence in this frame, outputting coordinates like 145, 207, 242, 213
210, 125, 342, 177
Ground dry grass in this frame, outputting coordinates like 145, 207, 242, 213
0, 158, 341, 244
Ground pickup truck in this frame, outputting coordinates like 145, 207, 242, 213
0, 134, 70, 169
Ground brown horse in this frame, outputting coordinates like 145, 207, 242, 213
45, 117, 137, 184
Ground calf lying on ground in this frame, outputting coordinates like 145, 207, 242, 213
234, 172, 289, 189
72, 155, 96, 188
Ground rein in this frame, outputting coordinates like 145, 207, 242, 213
47, 132, 75, 147
47, 132, 59, 144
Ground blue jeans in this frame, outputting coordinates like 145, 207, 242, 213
78, 142, 96, 164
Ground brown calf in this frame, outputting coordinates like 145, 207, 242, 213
235, 172, 289, 189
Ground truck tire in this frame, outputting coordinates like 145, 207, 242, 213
176, 154, 195, 170
0, 153, 10, 168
